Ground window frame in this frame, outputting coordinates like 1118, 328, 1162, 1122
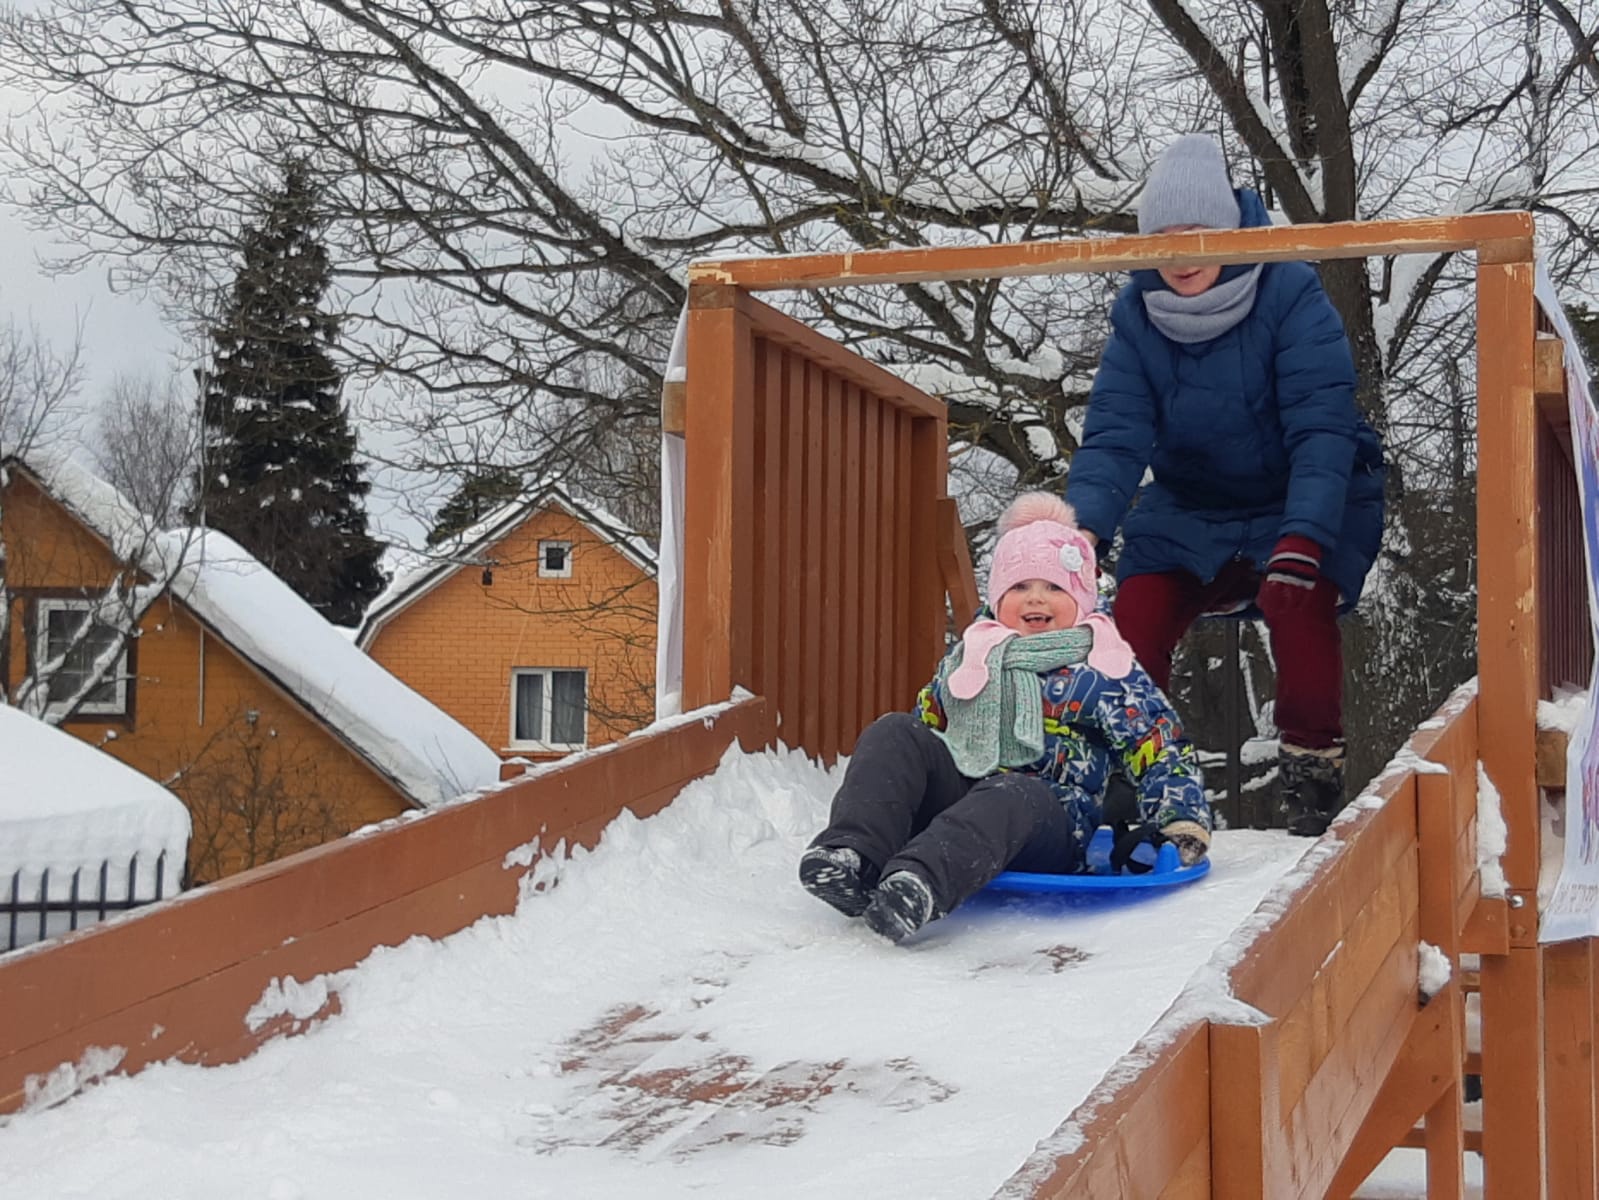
508, 667, 588, 752
537, 539, 573, 579
33, 597, 131, 718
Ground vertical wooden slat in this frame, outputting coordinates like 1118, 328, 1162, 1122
818, 372, 844, 760
1210, 1021, 1279, 1198
907, 415, 945, 683
858, 396, 883, 727
879, 409, 901, 711
681, 285, 755, 709
893, 412, 916, 699
1543, 939, 1598, 1198
780, 349, 806, 747
837, 383, 863, 752
1475, 254, 1544, 1199
800, 358, 826, 755
755, 339, 784, 710
1417, 769, 1466, 1198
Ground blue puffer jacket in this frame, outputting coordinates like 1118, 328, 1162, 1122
1065, 189, 1385, 605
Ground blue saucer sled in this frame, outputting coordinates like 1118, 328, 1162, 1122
986, 826, 1211, 895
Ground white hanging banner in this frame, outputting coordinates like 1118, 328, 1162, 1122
653, 304, 690, 719
1535, 262, 1599, 943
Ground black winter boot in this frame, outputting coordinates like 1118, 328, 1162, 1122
799, 845, 878, 917
1279, 742, 1346, 837
863, 871, 938, 944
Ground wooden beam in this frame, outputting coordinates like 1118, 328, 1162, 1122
1481, 945, 1548, 1199
1544, 939, 1598, 1200
1537, 727, 1569, 790
687, 212, 1534, 291
1536, 334, 1567, 402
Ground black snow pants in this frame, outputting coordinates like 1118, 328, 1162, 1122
809, 711, 1078, 915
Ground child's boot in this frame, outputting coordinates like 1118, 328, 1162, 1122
863, 870, 938, 944
799, 845, 877, 917
1279, 742, 1345, 837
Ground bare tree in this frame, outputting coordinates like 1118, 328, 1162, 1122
90, 369, 198, 525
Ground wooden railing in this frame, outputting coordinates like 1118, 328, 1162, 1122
0, 697, 770, 1113
677, 285, 962, 759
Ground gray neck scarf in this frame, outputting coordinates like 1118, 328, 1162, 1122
1142, 263, 1263, 344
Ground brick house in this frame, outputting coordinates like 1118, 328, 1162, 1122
357, 485, 657, 762
0, 456, 502, 884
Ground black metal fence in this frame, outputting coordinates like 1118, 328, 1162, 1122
3, 852, 174, 953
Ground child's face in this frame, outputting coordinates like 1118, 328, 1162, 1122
996, 578, 1080, 634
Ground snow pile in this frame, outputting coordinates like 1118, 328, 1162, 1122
0, 705, 188, 944
1476, 763, 1509, 899
0, 744, 1306, 1198
1418, 941, 1452, 999
1537, 685, 1588, 734
161, 529, 502, 808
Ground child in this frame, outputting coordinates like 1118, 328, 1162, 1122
799, 492, 1211, 944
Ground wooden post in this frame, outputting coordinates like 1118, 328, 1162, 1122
681, 284, 756, 710
1209, 1021, 1282, 1197
1474, 250, 1545, 1198
1543, 939, 1598, 1198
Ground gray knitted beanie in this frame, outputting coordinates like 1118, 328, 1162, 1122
1137, 134, 1240, 234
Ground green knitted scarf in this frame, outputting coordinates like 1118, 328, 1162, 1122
935, 626, 1092, 778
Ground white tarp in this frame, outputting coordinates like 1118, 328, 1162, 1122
1535, 262, 1599, 943
654, 304, 689, 719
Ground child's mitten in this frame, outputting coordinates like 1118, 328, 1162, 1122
1159, 820, 1211, 867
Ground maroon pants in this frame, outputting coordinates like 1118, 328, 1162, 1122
1114, 561, 1343, 751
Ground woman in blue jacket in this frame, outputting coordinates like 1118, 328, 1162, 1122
1065, 134, 1384, 836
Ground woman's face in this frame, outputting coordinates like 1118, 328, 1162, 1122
1155, 223, 1222, 296
996, 579, 1079, 634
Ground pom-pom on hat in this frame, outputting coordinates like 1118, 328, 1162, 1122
1137, 133, 1240, 235
986, 492, 1099, 619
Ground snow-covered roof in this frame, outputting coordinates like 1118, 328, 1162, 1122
5, 453, 502, 810
160, 529, 503, 808
0, 704, 189, 890
357, 482, 657, 649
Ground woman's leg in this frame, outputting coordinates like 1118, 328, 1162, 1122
880, 772, 1073, 916
1112, 570, 1209, 691
1262, 577, 1343, 751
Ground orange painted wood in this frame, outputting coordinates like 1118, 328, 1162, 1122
1474, 258, 1540, 891
893, 413, 916, 700
0, 697, 771, 1110
800, 358, 826, 754
1210, 1021, 1279, 1197
1418, 771, 1464, 955
688, 213, 1534, 291
939, 497, 980, 632
1324, 982, 1462, 1199
738, 291, 945, 418
1461, 894, 1510, 956
682, 285, 756, 709
1004, 1021, 1211, 1199
754, 339, 784, 718
857, 399, 883, 726
818, 372, 844, 761
1480, 944, 1548, 1199
907, 415, 946, 683
1543, 939, 1598, 1199
779, 348, 806, 745
877, 408, 901, 717
838, 382, 863, 752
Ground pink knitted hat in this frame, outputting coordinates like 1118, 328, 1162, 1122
986, 492, 1100, 618
946, 492, 1136, 695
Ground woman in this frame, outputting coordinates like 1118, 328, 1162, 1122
1065, 134, 1384, 836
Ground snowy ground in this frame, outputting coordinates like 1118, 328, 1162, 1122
4, 745, 1323, 1198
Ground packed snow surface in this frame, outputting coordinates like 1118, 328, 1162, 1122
1, 745, 1310, 1198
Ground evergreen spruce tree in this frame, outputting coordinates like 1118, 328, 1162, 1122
427, 467, 525, 546
193, 163, 385, 626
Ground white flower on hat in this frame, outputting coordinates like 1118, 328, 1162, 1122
1059, 544, 1084, 572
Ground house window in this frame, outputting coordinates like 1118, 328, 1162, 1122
34, 599, 129, 717
538, 540, 572, 578
510, 668, 586, 750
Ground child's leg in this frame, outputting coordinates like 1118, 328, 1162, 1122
809, 711, 970, 873
1112, 570, 1208, 691
880, 772, 1074, 916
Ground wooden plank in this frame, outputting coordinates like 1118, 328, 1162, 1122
1537, 727, 1569, 790
939, 497, 980, 631
1210, 1021, 1279, 1197
837, 382, 864, 752
0, 698, 771, 1109
681, 285, 756, 708
800, 358, 826, 755
1008, 1022, 1211, 1199
738, 292, 946, 418
1536, 333, 1567, 402
819, 371, 844, 761
857, 398, 883, 725
877, 409, 901, 718
907, 415, 947, 684
753, 339, 782, 707
1543, 939, 1598, 1200
687, 212, 1534, 291
779, 349, 806, 745
1475, 258, 1540, 891
1418, 771, 1464, 954
1461, 894, 1509, 956
660, 380, 686, 434
1323, 981, 1462, 1199
1480, 944, 1548, 1199
893, 412, 916, 700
